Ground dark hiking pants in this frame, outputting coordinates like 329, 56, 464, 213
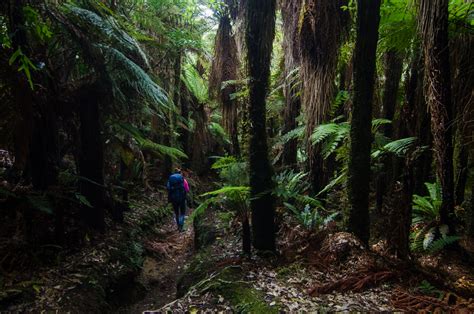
172, 199, 186, 227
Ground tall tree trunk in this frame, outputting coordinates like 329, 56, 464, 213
246, 0, 277, 251
210, 11, 240, 156
9, 0, 33, 179
418, 0, 454, 228
179, 83, 191, 165
347, 0, 381, 245
280, 0, 302, 169
299, 0, 349, 193
375, 50, 403, 212
451, 34, 474, 206
78, 86, 106, 232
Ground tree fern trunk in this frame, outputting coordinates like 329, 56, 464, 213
246, 0, 277, 251
375, 50, 403, 213
419, 0, 455, 228
347, 0, 381, 245
281, 0, 302, 169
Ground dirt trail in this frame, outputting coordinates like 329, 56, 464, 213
119, 217, 194, 313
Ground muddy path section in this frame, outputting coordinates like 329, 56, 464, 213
118, 217, 194, 313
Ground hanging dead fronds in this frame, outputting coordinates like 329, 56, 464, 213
299, 0, 350, 135
209, 1, 241, 154
280, 0, 303, 167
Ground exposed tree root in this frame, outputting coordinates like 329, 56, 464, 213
308, 270, 397, 295
391, 288, 474, 312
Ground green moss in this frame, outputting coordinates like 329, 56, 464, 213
208, 267, 278, 313
176, 249, 215, 297
276, 262, 303, 279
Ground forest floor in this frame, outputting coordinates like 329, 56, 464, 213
121, 204, 474, 313
2, 184, 474, 312
119, 216, 195, 313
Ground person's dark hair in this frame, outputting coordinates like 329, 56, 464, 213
174, 168, 182, 174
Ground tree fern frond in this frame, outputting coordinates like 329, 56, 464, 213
371, 118, 392, 132
311, 122, 349, 145
117, 122, 187, 160
100, 45, 171, 113
278, 126, 305, 145
182, 63, 208, 103
382, 137, 418, 156
65, 4, 149, 68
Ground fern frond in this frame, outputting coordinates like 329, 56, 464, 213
182, 63, 208, 103
65, 4, 149, 67
279, 126, 305, 145
311, 122, 348, 145
117, 122, 187, 160
100, 45, 171, 113
382, 137, 417, 156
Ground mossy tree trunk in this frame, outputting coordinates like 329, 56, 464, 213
347, 0, 381, 245
245, 0, 277, 252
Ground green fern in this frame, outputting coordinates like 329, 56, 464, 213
182, 63, 208, 104
117, 122, 187, 160
101, 45, 171, 113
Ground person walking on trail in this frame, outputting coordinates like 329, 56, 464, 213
166, 169, 190, 232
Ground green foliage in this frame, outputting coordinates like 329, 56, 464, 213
208, 122, 231, 146
410, 182, 460, 254
372, 137, 419, 159
8, 47, 38, 89
211, 156, 248, 186
285, 203, 339, 231
182, 63, 208, 104
117, 122, 187, 160
379, 0, 417, 53
417, 280, 444, 298
412, 182, 442, 224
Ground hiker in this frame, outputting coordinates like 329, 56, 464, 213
166, 169, 189, 232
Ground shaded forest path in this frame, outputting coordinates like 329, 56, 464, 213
119, 215, 194, 313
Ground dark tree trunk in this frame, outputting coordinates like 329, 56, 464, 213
469, 175, 474, 238
190, 101, 211, 175
451, 34, 474, 206
9, 0, 33, 179
375, 50, 403, 212
403, 48, 434, 195
78, 87, 106, 232
347, 0, 381, 245
30, 96, 60, 190
242, 213, 251, 255
246, 0, 277, 252
179, 83, 191, 165
280, 0, 302, 169
419, 0, 455, 228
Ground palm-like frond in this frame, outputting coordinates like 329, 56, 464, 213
311, 122, 349, 158
182, 63, 208, 104
117, 123, 187, 161
100, 45, 171, 115
65, 4, 149, 68
372, 137, 418, 158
